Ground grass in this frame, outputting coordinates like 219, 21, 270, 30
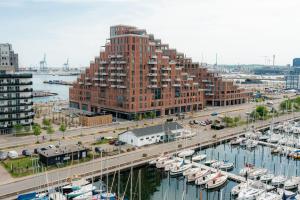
15, 132, 34, 137
1, 156, 39, 177
92, 138, 110, 145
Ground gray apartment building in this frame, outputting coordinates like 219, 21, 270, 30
0, 43, 19, 72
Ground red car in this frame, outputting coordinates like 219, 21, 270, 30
109, 140, 116, 145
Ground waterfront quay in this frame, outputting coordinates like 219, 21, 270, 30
0, 113, 299, 199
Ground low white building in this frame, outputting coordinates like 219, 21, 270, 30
119, 122, 184, 147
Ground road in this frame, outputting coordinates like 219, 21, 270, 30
0, 112, 299, 199
0, 93, 290, 153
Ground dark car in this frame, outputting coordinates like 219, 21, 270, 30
22, 149, 32, 156
211, 112, 218, 116
0, 151, 7, 160
95, 147, 104, 153
109, 140, 116, 145
34, 147, 47, 154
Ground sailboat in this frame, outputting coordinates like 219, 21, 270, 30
205, 172, 228, 189
191, 154, 207, 161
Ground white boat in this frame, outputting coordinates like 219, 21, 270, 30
231, 182, 247, 196
219, 161, 234, 171
248, 168, 268, 179
187, 169, 211, 182
258, 135, 269, 141
239, 164, 254, 176
230, 137, 246, 145
211, 161, 223, 168
260, 173, 274, 183
156, 158, 176, 168
204, 159, 217, 166
192, 154, 207, 161
98, 192, 117, 200
178, 149, 195, 158
183, 167, 201, 176
271, 175, 287, 186
268, 134, 281, 143
195, 172, 218, 185
237, 187, 264, 200
170, 163, 192, 176
284, 177, 300, 190
205, 173, 228, 189
246, 140, 258, 149
73, 192, 93, 200
67, 184, 96, 198
256, 192, 281, 200
149, 155, 169, 165
49, 192, 67, 200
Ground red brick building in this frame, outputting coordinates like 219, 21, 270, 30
69, 25, 250, 119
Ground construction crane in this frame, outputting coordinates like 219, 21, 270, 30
63, 58, 69, 71
39, 54, 47, 71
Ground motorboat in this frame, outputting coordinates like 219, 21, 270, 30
271, 146, 284, 154
204, 159, 217, 166
67, 184, 96, 198
230, 137, 246, 145
73, 192, 93, 200
239, 164, 254, 176
219, 161, 234, 171
268, 134, 281, 143
183, 167, 201, 176
178, 149, 195, 158
246, 140, 258, 149
205, 173, 228, 189
169, 163, 192, 176
237, 187, 264, 200
231, 182, 247, 196
187, 169, 211, 182
276, 189, 297, 199
248, 168, 268, 179
211, 161, 223, 168
278, 138, 288, 145
260, 173, 274, 183
192, 154, 207, 161
98, 192, 117, 200
62, 176, 89, 193
240, 140, 248, 147
256, 192, 281, 200
284, 177, 300, 190
149, 155, 169, 165
258, 135, 269, 141
271, 175, 287, 186
195, 172, 218, 185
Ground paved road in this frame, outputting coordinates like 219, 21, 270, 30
0, 112, 299, 199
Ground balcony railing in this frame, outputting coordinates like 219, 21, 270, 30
147, 85, 158, 88
162, 67, 171, 71
162, 78, 171, 82
172, 84, 181, 87
148, 60, 157, 65
147, 73, 158, 77
117, 85, 126, 89
0, 88, 33, 93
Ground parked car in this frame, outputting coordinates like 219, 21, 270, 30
193, 120, 199, 124
189, 120, 194, 125
211, 124, 225, 130
22, 149, 32, 156
205, 119, 212, 125
96, 136, 105, 141
7, 151, 18, 159
211, 112, 218, 116
109, 140, 117, 145
95, 147, 104, 153
48, 144, 56, 149
0, 151, 7, 160
114, 141, 126, 146
166, 118, 174, 122
199, 121, 206, 126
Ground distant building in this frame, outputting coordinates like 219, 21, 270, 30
0, 71, 34, 134
0, 43, 18, 72
119, 122, 184, 147
38, 144, 89, 166
285, 58, 300, 90
293, 58, 300, 67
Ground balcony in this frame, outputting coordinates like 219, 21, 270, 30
99, 67, 105, 70
169, 60, 177, 64
100, 72, 108, 76
181, 72, 188, 76
151, 79, 158, 82
172, 84, 181, 87
94, 72, 100, 75
100, 61, 108, 64
111, 61, 117, 64
108, 55, 117, 58
116, 67, 123, 70
151, 55, 157, 59
0, 88, 33, 93
85, 77, 90, 80
147, 85, 158, 88
162, 73, 169, 76
116, 79, 123, 82
175, 78, 181, 81
100, 84, 107, 87
187, 77, 193, 81
162, 78, 171, 82
148, 60, 157, 65
116, 55, 123, 58
147, 73, 158, 77
78, 82, 84, 85
94, 83, 99, 86
193, 83, 199, 85
111, 85, 117, 88
118, 61, 127, 64
118, 73, 126, 76
117, 85, 126, 89
184, 83, 190, 86
110, 73, 116, 76
109, 79, 116, 82
109, 66, 117, 70
151, 67, 158, 70
162, 84, 168, 88
85, 82, 92, 86
162, 67, 171, 71
175, 67, 182, 70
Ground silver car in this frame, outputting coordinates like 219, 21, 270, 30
0, 151, 7, 160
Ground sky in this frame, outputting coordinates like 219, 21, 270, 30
1, 0, 300, 68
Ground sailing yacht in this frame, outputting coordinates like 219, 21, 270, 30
191, 154, 207, 161
237, 187, 264, 200
271, 175, 287, 186
205, 173, 228, 189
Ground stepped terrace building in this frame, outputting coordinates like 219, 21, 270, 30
0, 71, 34, 134
70, 25, 250, 119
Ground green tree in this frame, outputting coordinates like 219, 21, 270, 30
47, 125, 55, 141
59, 123, 67, 139
13, 124, 23, 136
255, 105, 269, 119
33, 124, 42, 143
42, 118, 51, 127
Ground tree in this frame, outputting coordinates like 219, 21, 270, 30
42, 118, 51, 127
47, 125, 55, 141
59, 123, 67, 139
255, 105, 269, 119
13, 124, 23, 136
33, 124, 42, 143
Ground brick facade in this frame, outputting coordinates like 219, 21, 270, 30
70, 25, 250, 119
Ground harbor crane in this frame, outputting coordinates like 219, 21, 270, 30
63, 58, 69, 71
39, 54, 48, 71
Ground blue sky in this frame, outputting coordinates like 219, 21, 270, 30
1, 0, 300, 68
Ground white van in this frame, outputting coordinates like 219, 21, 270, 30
7, 151, 19, 159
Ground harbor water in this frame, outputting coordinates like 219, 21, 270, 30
102, 142, 300, 200
32, 74, 78, 102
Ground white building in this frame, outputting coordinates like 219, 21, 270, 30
119, 122, 184, 147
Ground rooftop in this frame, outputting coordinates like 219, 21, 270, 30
125, 122, 183, 137
38, 144, 88, 158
